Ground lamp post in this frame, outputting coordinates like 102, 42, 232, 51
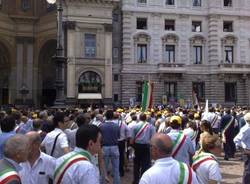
47, 0, 66, 105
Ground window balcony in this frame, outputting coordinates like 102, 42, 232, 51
218, 63, 250, 74
157, 63, 186, 74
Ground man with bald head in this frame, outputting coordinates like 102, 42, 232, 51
19, 131, 56, 184
0, 134, 30, 184
139, 133, 198, 184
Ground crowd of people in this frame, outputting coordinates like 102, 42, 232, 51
0, 105, 249, 184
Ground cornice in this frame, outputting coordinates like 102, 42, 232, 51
9, 15, 38, 23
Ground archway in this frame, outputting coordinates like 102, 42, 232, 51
38, 40, 57, 107
0, 42, 10, 105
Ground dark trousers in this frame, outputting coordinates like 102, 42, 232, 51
133, 143, 151, 184
223, 138, 236, 159
118, 140, 126, 176
243, 155, 250, 184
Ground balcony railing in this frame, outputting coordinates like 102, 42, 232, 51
157, 63, 186, 73
218, 63, 250, 73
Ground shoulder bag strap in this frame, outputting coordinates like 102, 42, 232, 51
50, 133, 61, 156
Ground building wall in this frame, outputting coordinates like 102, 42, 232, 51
121, 0, 250, 106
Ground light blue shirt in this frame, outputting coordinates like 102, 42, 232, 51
132, 121, 156, 144
0, 131, 16, 159
167, 129, 195, 165
234, 123, 250, 149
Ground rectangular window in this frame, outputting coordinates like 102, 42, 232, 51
225, 46, 233, 63
164, 82, 177, 101
166, 0, 175, 5
223, 21, 233, 32
84, 34, 96, 58
137, 18, 147, 30
113, 74, 119, 82
165, 45, 175, 63
114, 94, 119, 102
165, 20, 175, 31
224, 0, 232, 7
225, 82, 237, 102
193, 82, 205, 102
137, 44, 147, 63
192, 21, 202, 32
113, 13, 118, 22
193, 0, 201, 6
138, 0, 147, 3
136, 81, 143, 102
113, 47, 118, 58
193, 46, 202, 64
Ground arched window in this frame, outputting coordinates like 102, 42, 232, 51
78, 71, 102, 93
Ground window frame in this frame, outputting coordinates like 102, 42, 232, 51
84, 33, 96, 58
165, 45, 175, 63
193, 45, 203, 64
224, 46, 234, 63
137, 44, 148, 63
225, 82, 237, 102
164, 82, 177, 102
192, 21, 202, 32
165, 19, 175, 31
136, 18, 148, 30
192, 82, 205, 102
224, 0, 232, 7
223, 21, 233, 32
136, 81, 143, 102
166, 0, 175, 5
193, 0, 201, 7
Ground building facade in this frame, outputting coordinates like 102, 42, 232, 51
121, 0, 250, 107
0, 0, 119, 107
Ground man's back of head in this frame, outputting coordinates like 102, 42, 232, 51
0, 115, 16, 132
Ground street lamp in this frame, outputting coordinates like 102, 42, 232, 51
47, 0, 66, 106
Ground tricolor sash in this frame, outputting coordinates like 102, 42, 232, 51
172, 132, 187, 158
134, 122, 149, 140
192, 152, 216, 171
190, 131, 198, 141
178, 161, 192, 184
54, 150, 91, 184
0, 168, 20, 184
211, 114, 218, 128
222, 117, 234, 143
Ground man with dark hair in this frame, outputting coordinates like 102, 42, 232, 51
100, 109, 120, 184
139, 133, 198, 184
41, 112, 70, 158
0, 115, 16, 159
0, 134, 30, 184
54, 125, 101, 184
130, 113, 155, 184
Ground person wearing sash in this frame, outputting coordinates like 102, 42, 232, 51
234, 112, 250, 184
167, 115, 195, 165
130, 113, 156, 184
192, 134, 222, 184
54, 125, 101, 184
0, 134, 30, 184
139, 133, 199, 184
220, 109, 236, 160
184, 121, 198, 150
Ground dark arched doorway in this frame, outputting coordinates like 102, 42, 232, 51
38, 40, 57, 107
0, 42, 10, 105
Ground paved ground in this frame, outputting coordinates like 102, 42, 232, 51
116, 153, 244, 184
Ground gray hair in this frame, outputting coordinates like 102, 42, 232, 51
155, 138, 173, 156
3, 134, 29, 159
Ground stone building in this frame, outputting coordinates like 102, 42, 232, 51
121, 0, 250, 107
0, 0, 119, 107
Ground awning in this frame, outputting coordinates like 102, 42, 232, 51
78, 93, 102, 100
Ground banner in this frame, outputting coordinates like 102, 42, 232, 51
141, 81, 154, 112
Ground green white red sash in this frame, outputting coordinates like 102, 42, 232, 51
54, 150, 91, 184
134, 122, 149, 140
190, 131, 198, 141
0, 168, 20, 184
172, 132, 187, 157
178, 161, 192, 184
222, 117, 234, 143
192, 152, 216, 171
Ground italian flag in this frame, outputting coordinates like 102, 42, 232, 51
141, 81, 154, 112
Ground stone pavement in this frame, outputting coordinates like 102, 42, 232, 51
118, 154, 244, 184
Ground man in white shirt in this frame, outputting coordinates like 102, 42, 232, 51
41, 112, 70, 158
139, 133, 199, 184
54, 125, 101, 184
19, 131, 56, 184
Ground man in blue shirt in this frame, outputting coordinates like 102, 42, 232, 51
0, 115, 16, 159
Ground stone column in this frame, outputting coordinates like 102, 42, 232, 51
15, 39, 24, 101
